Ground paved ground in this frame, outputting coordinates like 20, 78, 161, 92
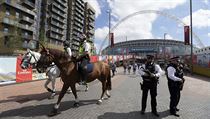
0, 67, 210, 119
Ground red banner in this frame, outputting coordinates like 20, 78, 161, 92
184, 26, 190, 45
90, 56, 98, 62
110, 33, 114, 47
16, 56, 32, 83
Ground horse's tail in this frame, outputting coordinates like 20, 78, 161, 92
106, 70, 112, 90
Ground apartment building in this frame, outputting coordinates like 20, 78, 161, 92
67, 0, 85, 52
84, 2, 95, 43
0, 0, 95, 55
84, 2, 95, 54
40, 0, 68, 49
0, 0, 38, 52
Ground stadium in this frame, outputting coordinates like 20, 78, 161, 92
102, 39, 192, 59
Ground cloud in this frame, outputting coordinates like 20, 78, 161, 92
202, 0, 209, 4
165, 34, 173, 39
182, 9, 210, 29
96, 0, 186, 46
208, 33, 210, 37
84, 0, 101, 18
94, 26, 110, 53
95, 26, 109, 41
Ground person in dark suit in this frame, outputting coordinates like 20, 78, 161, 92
138, 55, 163, 117
166, 56, 185, 117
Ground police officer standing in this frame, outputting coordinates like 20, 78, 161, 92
138, 55, 162, 117
166, 56, 184, 117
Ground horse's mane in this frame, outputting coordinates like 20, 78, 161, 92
47, 48, 70, 60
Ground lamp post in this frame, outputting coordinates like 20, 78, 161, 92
190, 0, 193, 74
164, 33, 167, 63
107, 10, 111, 55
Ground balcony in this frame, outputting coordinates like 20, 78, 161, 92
88, 15, 95, 21
52, 6, 66, 18
21, 34, 33, 40
49, 32, 62, 40
51, 14, 66, 24
53, 2, 66, 12
2, 0, 35, 16
49, 27, 63, 35
73, 22, 82, 29
51, 20, 64, 29
21, 0, 35, 9
55, 0, 67, 8
20, 16, 34, 24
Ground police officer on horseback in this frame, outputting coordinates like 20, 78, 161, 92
166, 56, 185, 117
138, 55, 162, 117
78, 33, 91, 84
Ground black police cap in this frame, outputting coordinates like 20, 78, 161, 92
169, 56, 180, 61
146, 55, 154, 59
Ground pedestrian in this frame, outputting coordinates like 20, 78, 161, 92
132, 62, 137, 74
123, 61, 127, 74
138, 55, 163, 117
110, 61, 116, 77
63, 40, 72, 57
166, 56, 185, 117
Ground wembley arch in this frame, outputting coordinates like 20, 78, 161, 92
99, 10, 204, 54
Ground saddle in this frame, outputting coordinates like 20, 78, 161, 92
86, 63, 93, 73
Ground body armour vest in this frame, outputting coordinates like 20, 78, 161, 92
166, 63, 183, 81
142, 63, 157, 81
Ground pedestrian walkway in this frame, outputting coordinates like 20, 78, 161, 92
0, 67, 210, 119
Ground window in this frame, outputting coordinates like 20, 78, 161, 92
24, 32, 28, 36
5, 8, 10, 16
16, 12, 19, 19
3, 27, 9, 33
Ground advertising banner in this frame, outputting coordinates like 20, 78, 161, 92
16, 56, 32, 83
90, 56, 98, 62
0, 57, 16, 84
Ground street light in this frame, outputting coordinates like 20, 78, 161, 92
164, 33, 167, 63
106, 10, 111, 55
190, 0, 193, 74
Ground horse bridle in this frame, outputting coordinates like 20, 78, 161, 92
24, 51, 39, 65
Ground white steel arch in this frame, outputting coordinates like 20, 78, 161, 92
99, 10, 204, 54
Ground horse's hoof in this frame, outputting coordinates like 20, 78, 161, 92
73, 102, 80, 107
48, 96, 54, 99
48, 109, 60, 117
107, 95, 111, 98
66, 90, 72, 94
97, 100, 102, 105
85, 89, 88, 92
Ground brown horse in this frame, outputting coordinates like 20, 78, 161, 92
36, 48, 112, 116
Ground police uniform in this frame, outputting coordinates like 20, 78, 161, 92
78, 34, 91, 84
138, 55, 162, 117
166, 56, 184, 117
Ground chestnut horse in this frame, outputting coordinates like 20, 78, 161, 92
36, 48, 112, 116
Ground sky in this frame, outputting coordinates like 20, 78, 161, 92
85, 0, 210, 54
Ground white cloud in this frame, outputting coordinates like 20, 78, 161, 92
182, 9, 210, 29
95, 26, 109, 41
84, 0, 101, 18
165, 34, 173, 39
94, 26, 112, 53
208, 33, 210, 37
202, 0, 209, 4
